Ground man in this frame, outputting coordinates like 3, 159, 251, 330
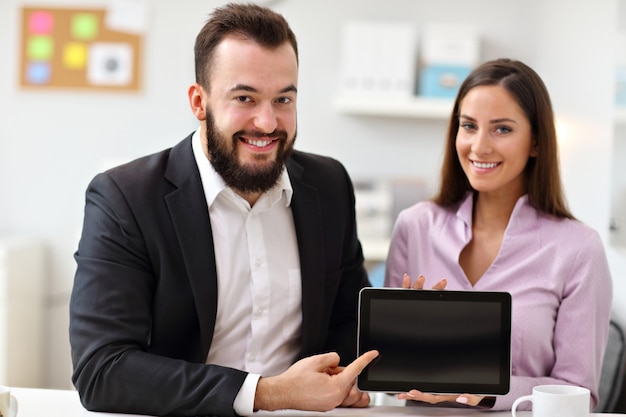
69, 3, 378, 417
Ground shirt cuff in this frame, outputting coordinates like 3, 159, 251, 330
233, 373, 261, 416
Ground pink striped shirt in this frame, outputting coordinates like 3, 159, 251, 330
384, 193, 613, 410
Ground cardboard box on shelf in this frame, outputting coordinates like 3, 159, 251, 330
418, 24, 480, 98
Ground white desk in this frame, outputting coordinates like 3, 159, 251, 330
8, 387, 626, 417
10, 387, 148, 417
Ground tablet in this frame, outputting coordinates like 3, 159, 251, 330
357, 287, 512, 395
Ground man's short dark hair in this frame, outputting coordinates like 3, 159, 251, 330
194, 3, 299, 89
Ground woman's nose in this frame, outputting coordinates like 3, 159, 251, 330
471, 130, 492, 155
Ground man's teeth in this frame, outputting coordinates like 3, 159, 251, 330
473, 161, 498, 169
246, 139, 271, 147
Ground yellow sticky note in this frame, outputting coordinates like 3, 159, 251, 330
63, 42, 87, 69
27, 36, 54, 60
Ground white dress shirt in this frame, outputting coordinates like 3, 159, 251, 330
192, 128, 302, 415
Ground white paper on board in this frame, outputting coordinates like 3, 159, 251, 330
105, 0, 150, 34
87, 42, 133, 86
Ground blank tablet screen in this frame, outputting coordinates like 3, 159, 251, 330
357, 288, 511, 395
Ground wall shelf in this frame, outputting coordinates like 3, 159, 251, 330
332, 96, 454, 119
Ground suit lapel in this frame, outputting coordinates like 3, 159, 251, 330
163, 136, 218, 358
287, 158, 326, 357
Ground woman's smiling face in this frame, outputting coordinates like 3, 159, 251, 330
455, 84, 537, 198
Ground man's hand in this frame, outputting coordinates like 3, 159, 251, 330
325, 363, 371, 408
254, 350, 379, 412
337, 382, 370, 408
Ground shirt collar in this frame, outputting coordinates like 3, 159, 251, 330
191, 127, 293, 209
457, 192, 534, 230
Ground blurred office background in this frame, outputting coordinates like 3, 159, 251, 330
1, 0, 625, 390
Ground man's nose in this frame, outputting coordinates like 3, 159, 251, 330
253, 102, 278, 134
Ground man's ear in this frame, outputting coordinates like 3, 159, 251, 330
188, 83, 207, 121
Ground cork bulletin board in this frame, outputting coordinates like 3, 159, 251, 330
19, 5, 145, 91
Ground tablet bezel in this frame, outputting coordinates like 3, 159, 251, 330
357, 287, 512, 395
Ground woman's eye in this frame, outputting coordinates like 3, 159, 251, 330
460, 122, 475, 130
495, 126, 512, 134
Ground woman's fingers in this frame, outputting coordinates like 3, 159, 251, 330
402, 274, 446, 290
402, 273, 411, 289
431, 278, 447, 290
411, 274, 425, 289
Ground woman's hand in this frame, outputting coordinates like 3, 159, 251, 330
398, 389, 484, 407
397, 275, 491, 409
402, 273, 447, 290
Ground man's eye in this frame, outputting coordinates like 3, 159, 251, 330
236, 96, 251, 103
276, 97, 292, 104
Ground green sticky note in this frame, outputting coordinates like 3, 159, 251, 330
72, 13, 98, 40
27, 36, 54, 60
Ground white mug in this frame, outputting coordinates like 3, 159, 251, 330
0, 386, 18, 417
511, 384, 590, 417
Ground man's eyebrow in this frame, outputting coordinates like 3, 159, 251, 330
229, 84, 256, 93
280, 85, 298, 94
229, 84, 297, 94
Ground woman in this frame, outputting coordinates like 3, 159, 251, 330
384, 58, 613, 410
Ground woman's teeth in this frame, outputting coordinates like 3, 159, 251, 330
472, 161, 498, 169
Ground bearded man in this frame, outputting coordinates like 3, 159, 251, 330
69, 3, 377, 417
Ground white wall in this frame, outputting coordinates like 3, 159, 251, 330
0, 0, 624, 388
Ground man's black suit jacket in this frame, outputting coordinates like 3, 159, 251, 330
69, 134, 370, 417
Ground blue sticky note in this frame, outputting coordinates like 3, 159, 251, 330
26, 62, 51, 84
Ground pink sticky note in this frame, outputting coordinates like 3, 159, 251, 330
29, 11, 53, 34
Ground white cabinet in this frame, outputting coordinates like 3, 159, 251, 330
0, 238, 46, 387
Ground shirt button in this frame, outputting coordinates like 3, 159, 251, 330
254, 258, 262, 267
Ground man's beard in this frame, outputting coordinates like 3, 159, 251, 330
204, 107, 296, 194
